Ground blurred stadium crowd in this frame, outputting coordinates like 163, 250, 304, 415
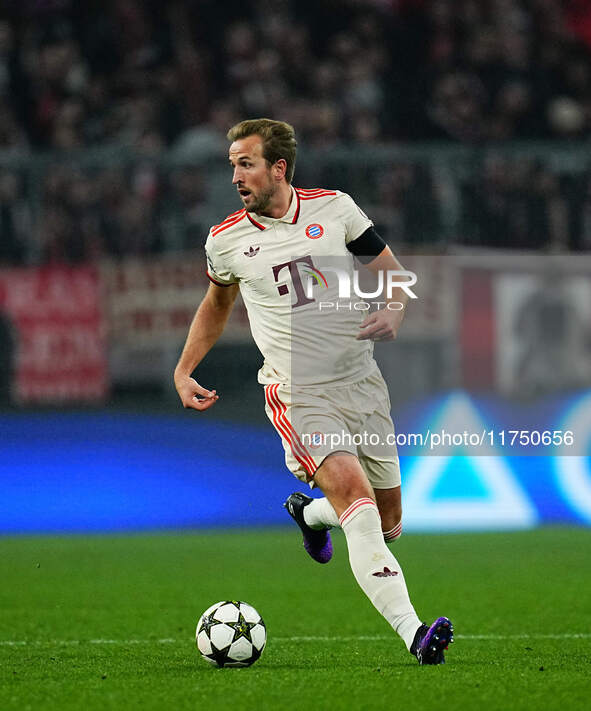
2, 0, 591, 263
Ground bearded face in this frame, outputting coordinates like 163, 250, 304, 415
229, 135, 279, 214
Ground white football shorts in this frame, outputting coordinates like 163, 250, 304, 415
263, 370, 400, 489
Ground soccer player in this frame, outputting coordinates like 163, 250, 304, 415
174, 118, 453, 665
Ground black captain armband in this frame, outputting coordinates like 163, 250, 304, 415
346, 227, 387, 264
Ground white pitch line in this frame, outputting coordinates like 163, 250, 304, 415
0, 633, 589, 647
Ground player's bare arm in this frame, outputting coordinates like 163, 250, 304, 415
174, 282, 239, 411
357, 246, 410, 341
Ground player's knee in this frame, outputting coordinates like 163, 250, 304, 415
374, 487, 402, 529
341, 473, 373, 501
376, 500, 402, 531
317, 453, 374, 504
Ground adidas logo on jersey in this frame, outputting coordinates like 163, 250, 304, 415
244, 245, 260, 258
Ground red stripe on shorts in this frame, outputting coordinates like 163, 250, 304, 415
265, 384, 317, 477
266, 384, 317, 476
270, 384, 318, 474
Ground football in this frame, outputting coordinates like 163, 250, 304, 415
196, 600, 267, 668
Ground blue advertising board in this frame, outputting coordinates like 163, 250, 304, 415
1, 390, 590, 534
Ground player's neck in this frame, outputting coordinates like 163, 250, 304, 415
259, 182, 293, 219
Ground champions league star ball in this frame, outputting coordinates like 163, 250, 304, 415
196, 600, 267, 668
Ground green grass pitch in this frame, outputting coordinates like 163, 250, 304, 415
1, 527, 590, 711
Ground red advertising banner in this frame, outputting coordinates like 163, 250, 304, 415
460, 269, 495, 389
100, 253, 251, 347
99, 253, 252, 386
0, 265, 108, 403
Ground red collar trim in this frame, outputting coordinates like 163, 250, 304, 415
291, 189, 301, 224
246, 212, 266, 231
246, 188, 299, 228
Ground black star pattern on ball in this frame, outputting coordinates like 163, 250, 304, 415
229, 612, 257, 642
199, 613, 217, 637
208, 640, 229, 667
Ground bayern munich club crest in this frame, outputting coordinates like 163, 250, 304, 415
305, 223, 324, 239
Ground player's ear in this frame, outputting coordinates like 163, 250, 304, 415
273, 159, 287, 181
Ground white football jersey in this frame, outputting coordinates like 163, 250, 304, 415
205, 187, 379, 387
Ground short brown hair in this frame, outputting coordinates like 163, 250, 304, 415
227, 118, 297, 183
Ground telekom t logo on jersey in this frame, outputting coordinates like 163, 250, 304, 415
272, 256, 317, 308
272, 256, 418, 309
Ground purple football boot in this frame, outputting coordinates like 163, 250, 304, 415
410, 617, 454, 665
284, 492, 333, 564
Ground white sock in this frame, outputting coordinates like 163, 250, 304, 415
303, 497, 404, 542
339, 498, 421, 650
303, 497, 340, 530
383, 522, 402, 543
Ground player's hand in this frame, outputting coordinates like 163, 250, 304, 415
356, 307, 404, 341
175, 374, 219, 411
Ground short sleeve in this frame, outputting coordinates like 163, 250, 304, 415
204, 232, 238, 286
340, 193, 374, 244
